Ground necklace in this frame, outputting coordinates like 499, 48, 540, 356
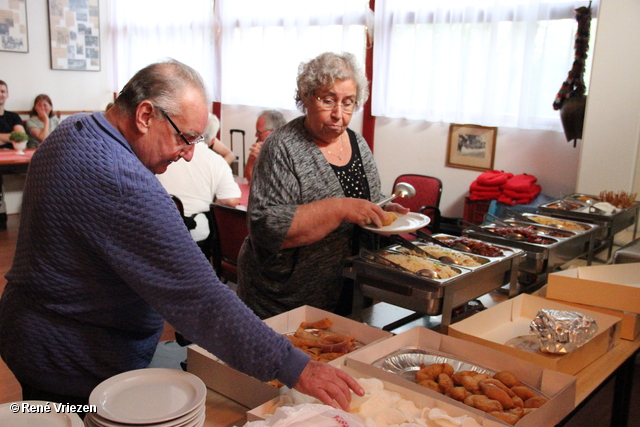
325, 137, 345, 161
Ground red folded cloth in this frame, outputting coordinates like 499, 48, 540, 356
476, 170, 514, 186
498, 185, 541, 205
503, 174, 537, 193
470, 181, 501, 192
503, 187, 541, 200
469, 190, 502, 201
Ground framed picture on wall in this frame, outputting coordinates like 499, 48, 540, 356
446, 123, 498, 172
0, 0, 29, 53
48, 0, 100, 71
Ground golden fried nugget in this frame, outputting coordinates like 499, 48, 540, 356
480, 378, 516, 397
511, 386, 537, 402
418, 379, 441, 393
382, 212, 398, 226
493, 371, 520, 388
300, 318, 333, 329
437, 373, 454, 391
524, 396, 548, 409
489, 411, 520, 425
445, 386, 471, 402
480, 383, 514, 410
415, 364, 444, 382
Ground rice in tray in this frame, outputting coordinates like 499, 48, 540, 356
383, 253, 459, 279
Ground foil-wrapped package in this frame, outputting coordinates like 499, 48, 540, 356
530, 309, 598, 354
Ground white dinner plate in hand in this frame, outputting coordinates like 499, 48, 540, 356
362, 212, 431, 235
0, 401, 84, 427
89, 368, 206, 424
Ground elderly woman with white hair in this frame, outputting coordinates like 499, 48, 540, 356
238, 52, 408, 319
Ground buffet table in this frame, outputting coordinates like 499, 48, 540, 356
197, 304, 640, 427
0, 149, 34, 230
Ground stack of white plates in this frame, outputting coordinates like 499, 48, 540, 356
84, 368, 206, 427
0, 400, 84, 426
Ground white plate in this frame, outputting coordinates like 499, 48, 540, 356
363, 212, 431, 235
0, 401, 83, 427
89, 368, 206, 424
86, 404, 205, 427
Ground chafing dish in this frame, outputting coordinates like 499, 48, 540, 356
538, 193, 639, 258
345, 235, 523, 332
464, 215, 599, 276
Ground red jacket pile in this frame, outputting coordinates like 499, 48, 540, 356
469, 170, 541, 206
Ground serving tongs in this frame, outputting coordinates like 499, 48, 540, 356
391, 234, 458, 265
359, 248, 439, 279
504, 208, 537, 225
482, 213, 527, 241
414, 229, 471, 257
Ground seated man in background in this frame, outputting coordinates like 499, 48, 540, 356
157, 112, 241, 256
204, 113, 236, 165
0, 80, 26, 149
244, 109, 286, 182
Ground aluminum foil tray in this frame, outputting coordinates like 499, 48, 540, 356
372, 347, 494, 382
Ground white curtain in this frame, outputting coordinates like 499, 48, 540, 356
110, 0, 217, 100
217, 0, 369, 109
372, 0, 597, 131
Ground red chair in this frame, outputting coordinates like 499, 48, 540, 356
210, 203, 249, 284
391, 174, 442, 234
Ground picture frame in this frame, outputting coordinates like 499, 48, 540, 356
0, 0, 29, 53
48, 0, 101, 71
446, 123, 498, 172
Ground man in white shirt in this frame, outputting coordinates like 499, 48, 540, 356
157, 141, 241, 245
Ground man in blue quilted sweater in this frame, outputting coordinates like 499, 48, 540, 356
0, 59, 363, 411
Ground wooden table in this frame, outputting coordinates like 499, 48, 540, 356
0, 149, 34, 229
199, 312, 640, 427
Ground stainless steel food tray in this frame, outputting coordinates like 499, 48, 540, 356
464, 219, 598, 274
346, 238, 523, 331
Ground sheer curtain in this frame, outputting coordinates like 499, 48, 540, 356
110, 0, 217, 100
217, 0, 369, 109
372, 0, 597, 131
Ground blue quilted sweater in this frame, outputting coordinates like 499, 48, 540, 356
0, 112, 309, 398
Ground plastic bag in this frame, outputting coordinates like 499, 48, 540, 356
243, 403, 367, 427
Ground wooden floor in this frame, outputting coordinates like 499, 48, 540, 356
1, 213, 639, 427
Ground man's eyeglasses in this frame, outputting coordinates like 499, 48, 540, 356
314, 95, 357, 114
155, 106, 205, 146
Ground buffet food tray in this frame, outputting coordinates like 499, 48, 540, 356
463, 218, 598, 275
538, 193, 639, 242
346, 235, 523, 330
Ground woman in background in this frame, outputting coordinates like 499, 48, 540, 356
26, 94, 59, 149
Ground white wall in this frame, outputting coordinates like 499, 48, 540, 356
577, 0, 640, 195
1, 0, 114, 214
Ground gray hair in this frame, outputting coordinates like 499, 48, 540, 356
113, 58, 208, 117
203, 113, 220, 142
295, 52, 369, 113
258, 109, 286, 131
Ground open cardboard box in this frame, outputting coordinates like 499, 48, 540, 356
187, 305, 392, 409
448, 294, 621, 375
546, 263, 640, 340
341, 326, 576, 427
248, 362, 508, 426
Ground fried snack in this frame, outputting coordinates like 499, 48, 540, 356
480, 382, 514, 410
489, 411, 520, 425
418, 379, 441, 393
452, 370, 479, 385
511, 395, 525, 409
524, 396, 549, 409
464, 394, 503, 413
299, 318, 333, 329
480, 378, 516, 397
511, 385, 537, 401
460, 375, 480, 394
493, 371, 520, 388
437, 373, 454, 391
415, 363, 445, 382
382, 211, 398, 226
445, 386, 471, 402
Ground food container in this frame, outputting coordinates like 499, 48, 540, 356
345, 326, 577, 427
345, 236, 524, 331
538, 194, 639, 256
462, 217, 598, 276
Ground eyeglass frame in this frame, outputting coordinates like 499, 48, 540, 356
313, 94, 358, 114
154, 105, 205, 146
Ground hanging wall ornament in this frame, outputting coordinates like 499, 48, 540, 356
552, 4, 592, 147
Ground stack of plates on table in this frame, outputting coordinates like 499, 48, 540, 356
0, 400, 84, 426
84, 368, 206, 427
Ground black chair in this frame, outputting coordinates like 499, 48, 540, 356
210, 203, 249, 284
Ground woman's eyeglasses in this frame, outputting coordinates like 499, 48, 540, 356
314, 96, 357, 114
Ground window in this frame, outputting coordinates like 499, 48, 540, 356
372, 0, 597, 130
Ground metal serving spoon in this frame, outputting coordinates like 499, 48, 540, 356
393, 234, 458, 265
415, 229, 471, 253
376, 182, 416, 207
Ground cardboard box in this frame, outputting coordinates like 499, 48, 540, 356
343, 326, 576, 427
448, 294, 621, 375
187, 305, 393, 409
540, 287, 640, 341
247, 364, 511, 426
547, 263, 640, 316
